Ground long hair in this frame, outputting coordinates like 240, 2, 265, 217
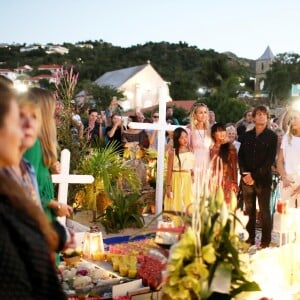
287, 109, 300, 145
0, 81, 15, 128
173, 127, 188, 169
27, 88, 57, 167
0, 171, 59, 250
189, 103, 210, 135
211, 122, 230, 164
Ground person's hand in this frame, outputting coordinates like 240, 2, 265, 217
232, 183, 239, 193
166, 186, 173, 198
291, 185, 300, 197
55, 202, 73, 217
50, 161, 61, 174
63, 230, 76, 250
282, 176, 294, 188
242, 173, 254, 185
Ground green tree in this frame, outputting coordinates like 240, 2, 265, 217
265, 52, 300, 106
76, 79, 124, 111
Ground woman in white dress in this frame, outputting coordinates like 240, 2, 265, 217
187, 103, 212, 186
277, 109, 300, 208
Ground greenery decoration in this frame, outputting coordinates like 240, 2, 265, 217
162, 163, 260, 300
79, 142, 142, 221
98, 190, 145, 234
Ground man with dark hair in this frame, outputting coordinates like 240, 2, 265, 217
238, 105, 277, 248
166, 106, 179, 125
237, 109, 253, 142
83, 108, 101, 147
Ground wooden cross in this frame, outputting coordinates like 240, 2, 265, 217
52, 149, 94, 224
128, 85, 184, 215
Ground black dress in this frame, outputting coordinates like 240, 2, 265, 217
0, 195, 66, 300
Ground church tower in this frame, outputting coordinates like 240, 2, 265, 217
255, 46, 274, 91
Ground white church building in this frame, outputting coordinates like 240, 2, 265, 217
93, 61, 172, 111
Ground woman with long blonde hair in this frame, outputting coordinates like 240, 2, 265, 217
187, 103, 212, 181
277, 108, 300, 208
23, 87, 72, 221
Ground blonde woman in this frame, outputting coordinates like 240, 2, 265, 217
23, 88, 73, 221
187, 103, 212, 178
277, 109, 300, 208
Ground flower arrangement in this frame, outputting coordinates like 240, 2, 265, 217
59, 261, 119, 297
162, 165, 260, 299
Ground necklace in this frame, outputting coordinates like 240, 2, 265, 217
197, 129, 205, 140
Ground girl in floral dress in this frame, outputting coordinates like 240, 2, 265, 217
210, 123, 238, 204
165, 128, 195, 225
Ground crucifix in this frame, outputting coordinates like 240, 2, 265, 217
52, 149, 94, 224
128, 84, 184, 215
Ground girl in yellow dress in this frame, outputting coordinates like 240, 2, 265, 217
165, 128, 195, 225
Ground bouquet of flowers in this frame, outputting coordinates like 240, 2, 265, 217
162, 166, 260, 300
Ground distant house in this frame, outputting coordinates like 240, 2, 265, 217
27, 74, 57, 85
93, 62, 172, 111
14, 65, 33, 75
38, 64, 61, 74
20, 45, 41, 52
46, 45, 69, 55
0, 69, 16, 81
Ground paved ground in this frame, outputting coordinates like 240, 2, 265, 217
69, 209, 282, 248
69, 209, 158, 239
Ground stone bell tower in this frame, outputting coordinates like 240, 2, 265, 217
255, 46, 274, 91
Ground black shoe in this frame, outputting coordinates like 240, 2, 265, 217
260, 242, 270, 249
245, 238, 255, 245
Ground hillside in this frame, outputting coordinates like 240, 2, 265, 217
0, 40, 254, 100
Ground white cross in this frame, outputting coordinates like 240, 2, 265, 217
128, 86, 184, 215
52, 149, 94, 224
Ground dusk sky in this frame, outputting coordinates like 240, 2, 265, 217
2, 0, 300, 60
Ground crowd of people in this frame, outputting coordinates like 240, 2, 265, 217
1, 73, 300, 297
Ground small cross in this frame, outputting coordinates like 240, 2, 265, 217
52, 149, 94, 224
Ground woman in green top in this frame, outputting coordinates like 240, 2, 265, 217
23, 88, 73, 221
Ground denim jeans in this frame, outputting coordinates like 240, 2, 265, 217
242, 181, 272, 245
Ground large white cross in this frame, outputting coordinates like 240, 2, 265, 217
52, 149, 94, 224
128, 86, 184, 215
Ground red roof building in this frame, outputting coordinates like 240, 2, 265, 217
38, 64, 61, 74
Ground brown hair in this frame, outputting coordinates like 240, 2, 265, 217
252, 105, 270, 119
0, 171, 59, 250
0, 81, 15, 128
